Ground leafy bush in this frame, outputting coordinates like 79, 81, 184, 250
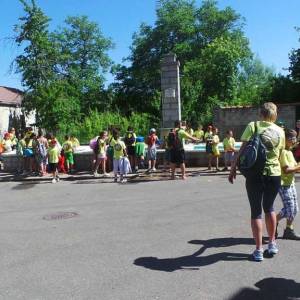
57, 111, 158, 144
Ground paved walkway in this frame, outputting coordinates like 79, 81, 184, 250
0, 171, 299, 299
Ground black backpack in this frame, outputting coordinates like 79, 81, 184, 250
168, 130, 183, 150
238, 122, 267, 177
124, 133, 135, 146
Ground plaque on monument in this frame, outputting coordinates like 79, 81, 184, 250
164, 88, 176, 98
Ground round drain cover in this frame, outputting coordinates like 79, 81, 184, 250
43, 212, 79, 220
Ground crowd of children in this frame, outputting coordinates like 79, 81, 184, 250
0, 127, 79, 180
0, 124, 237, 181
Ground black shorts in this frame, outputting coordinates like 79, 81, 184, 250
170, 149, 185, 164
127, 145, 136, 156
206, 143, 213, 154
246, 176, 281, 219
48, 163, 58, 172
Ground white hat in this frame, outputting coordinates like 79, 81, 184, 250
150, 128, 156, 133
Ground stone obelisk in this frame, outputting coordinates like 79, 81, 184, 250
161, 53, 181, 135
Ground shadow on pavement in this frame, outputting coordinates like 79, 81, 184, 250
134, 252, 250, 272
188, 237, 254, 256
134, 237, 252, 272
228, 277, 300, 300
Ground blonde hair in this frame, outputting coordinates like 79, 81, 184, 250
260, 102, 277, 122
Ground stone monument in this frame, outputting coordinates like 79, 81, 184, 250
161, 53, 181, 135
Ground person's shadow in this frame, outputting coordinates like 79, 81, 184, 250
134, 237, 253, 272
228, 277, 300, 300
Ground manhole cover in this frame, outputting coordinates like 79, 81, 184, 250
43, 212, 79, 221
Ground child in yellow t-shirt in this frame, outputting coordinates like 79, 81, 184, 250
62, 135, 74, 173
193, 125, 204, 142
212, 127, 220, 171
222, 130, 235, 171
48, 139, 60, 183
94, 131, 108, 177
276, 129, 300, 240
110, 129, 127, 183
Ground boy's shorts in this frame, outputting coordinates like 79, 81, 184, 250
65, 152, 74, 165
278, 184, 299, 220
224, 151, 235, 163
147, 148, 157, 161
48, 163, 58, 172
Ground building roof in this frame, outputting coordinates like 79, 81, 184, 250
0, 86, 23, 106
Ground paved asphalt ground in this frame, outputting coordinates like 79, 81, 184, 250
0, 170, 299, 300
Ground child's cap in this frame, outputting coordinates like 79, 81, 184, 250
50, 139, 57, 145
150, 128, 156, 133
4, 132, 10, 139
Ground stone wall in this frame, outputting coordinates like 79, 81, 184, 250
0, 149, 225, 172
213, 104, 297, 139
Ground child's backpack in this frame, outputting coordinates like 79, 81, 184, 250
167, 130, 183, 150
238, 122, 267, 178
124, 133, 135, 146
146, 134, 156, 147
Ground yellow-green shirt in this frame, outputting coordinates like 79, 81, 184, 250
241, 121, 285, 176
223, 137, 235, 152
110, 139, 126, 159
177, 128, 189, 144
98, 139, 106, 155
205, 131, 213, 142
280, 149, 297, 186
194, 130, 204, 140
48, 146, 59, 163
70, 137, 80, 148
63, 141, 73, 153
212, 134, 220, 156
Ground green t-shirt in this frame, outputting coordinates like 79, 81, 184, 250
135, 142, 145, 157
110, 139, 126, 159
177, 128, 189, 144
223, 137, 235, 152
194, 130, 204, 140
48, 146, 59, 163
63, 141, 73, 153
280, 149, 297, 186
241, 121, 285, 176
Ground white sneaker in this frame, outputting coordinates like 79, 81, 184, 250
152, 167, 156, 172
121, 178, 127, 183
94, 172, 99, 177
52, 178, 57, 184
56, 176, 60, 182
103, 173, 109, 177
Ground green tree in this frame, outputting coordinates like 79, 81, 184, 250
289, 27, 300, 82
52, 16, 114, 114
113, 0, 253, 124
13, 0, 79, 131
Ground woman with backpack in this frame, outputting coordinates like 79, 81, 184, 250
229, 102, 285, 262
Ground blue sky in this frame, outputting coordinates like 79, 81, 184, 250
1, 0, 300, 90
